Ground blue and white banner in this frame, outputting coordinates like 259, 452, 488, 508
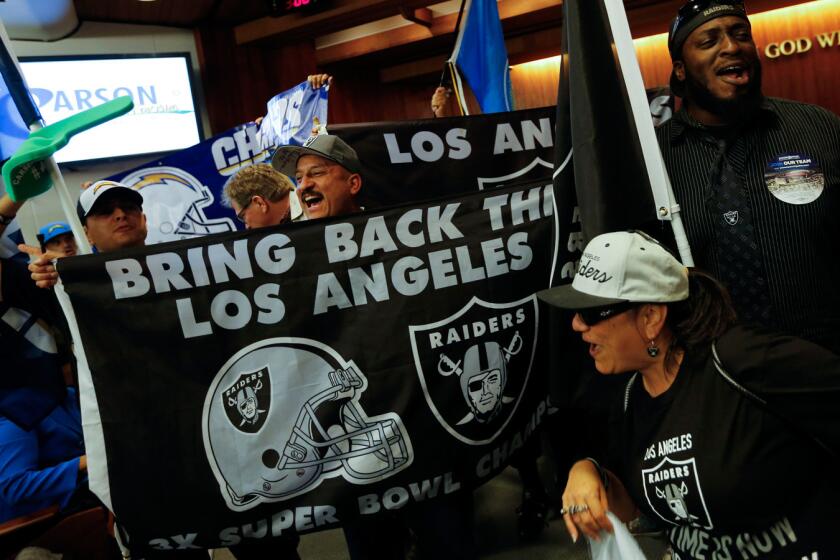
258, 81, 329, 150
107, 123, 269, 245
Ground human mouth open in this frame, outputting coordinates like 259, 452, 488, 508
716, 64, 750, 86
302, 192, 324, 211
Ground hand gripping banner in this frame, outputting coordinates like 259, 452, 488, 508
54, 179, 557, 552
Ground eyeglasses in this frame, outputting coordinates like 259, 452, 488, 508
577, 302, 635, 326
236, 201, 252, 223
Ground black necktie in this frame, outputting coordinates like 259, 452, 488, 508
706, 137, 772, 324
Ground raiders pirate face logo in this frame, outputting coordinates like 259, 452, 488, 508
641, 456, 713, 530
409, 295, 538, 445
222, 367, 270, 433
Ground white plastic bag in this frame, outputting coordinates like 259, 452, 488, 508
588, 512, 648, 560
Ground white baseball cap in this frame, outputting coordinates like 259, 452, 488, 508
77, 180, 143, 221
538, 230, 689, 309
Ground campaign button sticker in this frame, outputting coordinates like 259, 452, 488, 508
764, 153, 824, 205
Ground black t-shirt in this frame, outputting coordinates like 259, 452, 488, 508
615, 326, 840, 560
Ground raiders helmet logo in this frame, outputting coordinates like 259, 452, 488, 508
409, 295, 538, 445
203, 338, 413, 512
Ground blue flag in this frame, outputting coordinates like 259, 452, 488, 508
0, 21, 40, 161
448, 0, 513, 114
258, 81, 329, 150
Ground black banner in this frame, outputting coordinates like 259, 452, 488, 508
330, 106, 556, 208
560, 0, 657, 241
56, 180, 557, 551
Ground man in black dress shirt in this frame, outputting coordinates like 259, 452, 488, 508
659, 0, 840, 352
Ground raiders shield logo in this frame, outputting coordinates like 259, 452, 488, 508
723, 210, 739, 226
222, 366, 270, 433
641, 456, 713, 530
409, 295, 538, 445
476, 157, 553, 190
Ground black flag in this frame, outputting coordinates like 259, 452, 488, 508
547, 0, 668, 461
557, 0, 658, 242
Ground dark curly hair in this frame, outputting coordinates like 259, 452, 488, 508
664, 268, 737, 369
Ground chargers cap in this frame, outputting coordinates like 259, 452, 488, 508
38, 221, 73, 244
77, 180, 143, 221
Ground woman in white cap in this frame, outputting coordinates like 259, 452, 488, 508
538, 230, 839, 559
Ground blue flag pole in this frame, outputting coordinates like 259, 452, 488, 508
0, 20, 92, 255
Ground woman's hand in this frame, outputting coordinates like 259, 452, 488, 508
562, 459, 614, 542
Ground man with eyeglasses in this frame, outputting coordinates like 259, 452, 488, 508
224, 163, 296, 229
658, 0, 840, 353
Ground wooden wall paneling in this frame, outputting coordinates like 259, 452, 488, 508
196, 24, 319, 133
510, 57, 560, 109
748, 2, 840, 115
196, 1, 840, 132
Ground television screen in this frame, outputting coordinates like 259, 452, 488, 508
19, 53, 203, 164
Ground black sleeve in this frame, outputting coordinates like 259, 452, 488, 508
0, 258, 61, 323
716, 324, 840, 455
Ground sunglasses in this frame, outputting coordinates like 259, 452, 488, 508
671, 0, 745, 45
577, 302, 636, 326
88, 199, 142, 217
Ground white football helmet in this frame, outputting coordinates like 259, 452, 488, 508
120, 166, 235, 244
203, 338, 413, 512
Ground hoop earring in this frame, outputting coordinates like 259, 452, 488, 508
647, 340, 660, 357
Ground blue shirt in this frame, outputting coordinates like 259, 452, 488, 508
0, 388, 84, 522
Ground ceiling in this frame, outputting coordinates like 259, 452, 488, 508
69, 0, 664, 32
1, 0, 805, 73
73, 0, 273, 28
70, 0, 666, 28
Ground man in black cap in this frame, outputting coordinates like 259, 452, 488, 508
659, 0, 840, 353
